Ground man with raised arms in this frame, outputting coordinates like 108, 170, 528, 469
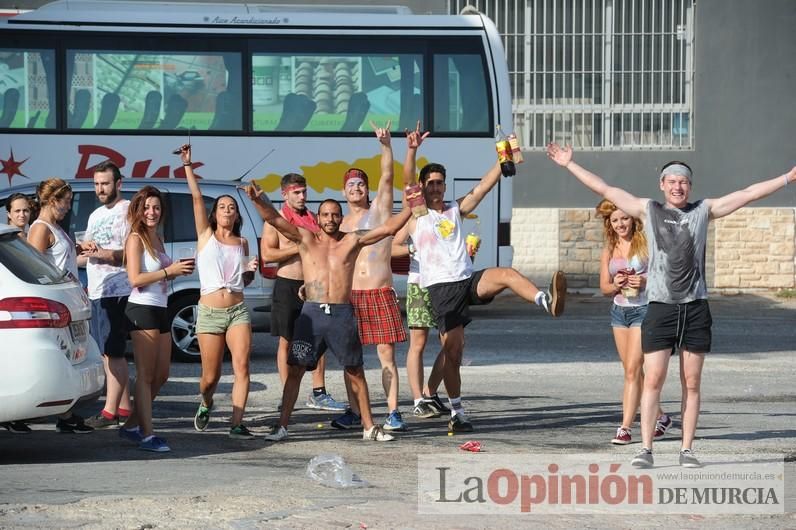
245, 185, 412, 442
405, 130, 567, 433
547, 141, 796, 468
335, 120, 408, 432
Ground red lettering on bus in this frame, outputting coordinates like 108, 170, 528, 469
75, 144, 125, 178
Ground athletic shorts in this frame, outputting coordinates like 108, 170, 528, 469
270, 277, 304, 340
406, 282, 436, 329
196, 301, 251, 334
641, 300, 712, 354
125, 301, 169, 333
289, 303, 363, 370
426, 269, 493, 334
610, 303, 648, 328
90, 296, 129, 358
350, 287, 407, 345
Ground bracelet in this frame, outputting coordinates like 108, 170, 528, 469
183, 162, 192, 167
163, 268, 168, 280
784, 175, 790, 187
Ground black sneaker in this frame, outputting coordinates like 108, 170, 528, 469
194, 400, 213, 432
424, 394, 450, 415
84, 412, 118, 429
56, 415, 93, 434
331, 408, 362, 430
229, 424, 255, 439
412, 401, 439, 419
1, 421, 32, 434
448, 413, 474, 433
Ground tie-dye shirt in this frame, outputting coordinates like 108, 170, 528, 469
85, 199, 132, 300
411, 202, 471, 288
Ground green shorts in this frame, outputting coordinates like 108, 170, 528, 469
196, 301, 251, 334
406, 282, 436, 329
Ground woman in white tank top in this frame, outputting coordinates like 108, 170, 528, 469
27, 178, 95, 433
179, 145, 258, 439
120, 186, 194, 453
28, 179, 83, 280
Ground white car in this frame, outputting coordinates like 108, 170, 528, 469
0, 223, 104, 423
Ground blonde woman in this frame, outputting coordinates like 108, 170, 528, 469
120, 186, 194, 452
596, 199, 669, 445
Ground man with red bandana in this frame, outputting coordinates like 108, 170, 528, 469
261, 173, 346, 413
333, 120, 409, 432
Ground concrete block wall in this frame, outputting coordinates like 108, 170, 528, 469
712, 208, 796, 289
511, 207, 796, 291
510, 208, 559, 287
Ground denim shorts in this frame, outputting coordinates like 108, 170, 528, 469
610, 303, 648, 328
196, 301, 251, 334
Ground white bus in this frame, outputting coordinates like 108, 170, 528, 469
0, 0, 515, 286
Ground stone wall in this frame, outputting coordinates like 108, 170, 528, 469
511, 207, 796, 291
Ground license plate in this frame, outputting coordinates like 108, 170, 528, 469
69, 320, 88, 345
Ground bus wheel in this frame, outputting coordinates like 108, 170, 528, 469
168, 293, 201, 362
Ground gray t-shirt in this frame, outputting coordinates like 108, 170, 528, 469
644, 199, 710, 304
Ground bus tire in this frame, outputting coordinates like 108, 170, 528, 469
168, 292, 201, 362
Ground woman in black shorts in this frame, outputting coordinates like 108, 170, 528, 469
121, 186, 193, 452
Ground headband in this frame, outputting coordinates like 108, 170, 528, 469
343, 168, 369, 188
660, 164, 692, 180
283, 184, 306, 193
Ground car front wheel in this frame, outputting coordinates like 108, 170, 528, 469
168, 293, 201, 362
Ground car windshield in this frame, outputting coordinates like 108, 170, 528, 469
0, 232, 73, 285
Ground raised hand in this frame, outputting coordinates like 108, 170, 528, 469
546, 142, 573, 167
178, 144, 192, 166
405, 120, 430, 149
370, 119, 392, 147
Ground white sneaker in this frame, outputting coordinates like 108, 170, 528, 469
363, 425, 395, 442
265, 425, 288, 441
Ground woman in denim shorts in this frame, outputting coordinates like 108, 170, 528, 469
597, 200, 669, 445
180, 146, 259, 439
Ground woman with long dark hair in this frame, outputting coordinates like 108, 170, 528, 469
119, 186, 194, 452
179, 145, 258, 438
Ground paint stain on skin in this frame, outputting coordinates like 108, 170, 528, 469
253, 156, 430, 193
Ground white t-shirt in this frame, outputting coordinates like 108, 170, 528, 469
85, 199, 132, 300
411, 202, 472, 288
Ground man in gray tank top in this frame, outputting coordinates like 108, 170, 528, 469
547, 142, 796, 469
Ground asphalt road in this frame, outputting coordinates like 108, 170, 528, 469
1, 293, 794, 528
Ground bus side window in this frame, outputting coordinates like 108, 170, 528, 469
158, 94, 188, 130
0, 88, 19, 128
433, 53, 490, 133
0, 49, 56, 129
275, 93, 316, 132
138, 91, 162, 129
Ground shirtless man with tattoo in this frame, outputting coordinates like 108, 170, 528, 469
244, 185, 411, 442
